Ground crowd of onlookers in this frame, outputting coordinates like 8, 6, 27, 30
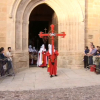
84, 42, 100, 74
1, 42, 100, 77
0, 47, 14, 77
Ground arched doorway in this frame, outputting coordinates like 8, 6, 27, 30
8, 0, 84, 71
29, 4, 58, 66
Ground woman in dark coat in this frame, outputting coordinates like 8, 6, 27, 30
0, 47, 8, 76
84, 46, 89, 68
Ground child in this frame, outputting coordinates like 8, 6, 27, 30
6, 47, 13, 75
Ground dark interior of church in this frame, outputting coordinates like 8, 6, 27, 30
29, 4, 54, 51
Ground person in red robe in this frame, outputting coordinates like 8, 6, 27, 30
37, 44, 47, 68
47, 44, 59, 78
46, 44, 52, 72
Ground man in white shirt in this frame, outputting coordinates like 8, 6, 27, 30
6, 47, 13, 75
6, 47, 13, 61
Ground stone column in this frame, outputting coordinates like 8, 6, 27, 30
57, 19, 84, 68
22, 20, 29, 51
6, 18, 15, 51
13, 19, 29, 72
15, 19, 22, 51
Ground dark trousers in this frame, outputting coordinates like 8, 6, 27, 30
0, 60, 7, 76
6, 61, 12, 74
0, 63, 4, 76
84, 56, 88, 68
89, 56, 93, 65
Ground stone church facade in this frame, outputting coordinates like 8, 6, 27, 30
0, 0, 99, 72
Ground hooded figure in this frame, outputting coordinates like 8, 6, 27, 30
40, 44, 47, 67
46, 44, 52, 72
37, 47, 43, 67
48, 44, 52, 55
46, 44, 59, 78
41, 44, 46, 52
37, 44, 47, 67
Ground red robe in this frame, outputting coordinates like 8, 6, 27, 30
39, 51, 47, 67
46, 51, 51, 72
47, 50, 59, 75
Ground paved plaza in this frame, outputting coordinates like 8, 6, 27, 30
0, 67, 100, 91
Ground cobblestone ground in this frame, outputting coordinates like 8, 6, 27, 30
0, 85, 100, 100
0, 67, 100, 100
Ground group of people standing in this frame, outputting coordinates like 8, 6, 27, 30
84, 42, 100, 73
29, 45, 38, 65
0, 47, 14, 76
32, 44, 59, 78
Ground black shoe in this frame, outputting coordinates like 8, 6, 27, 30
55, 75, 58, 76
7, 74, 12, 76
50, 75, 53, 78
95, 71, 100, 75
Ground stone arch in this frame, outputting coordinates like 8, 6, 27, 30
8, 0, 85, 70
15, 0, 66, 51
9, 0, 85, 51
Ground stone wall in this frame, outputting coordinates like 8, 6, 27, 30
12, 52, 29, 72
0, 1, 7, 48
48, 12, 58, 49
52, 12, 58, 50
0, 0, 85, 71
58, 52, 83, 68
86, 0, 100, 46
